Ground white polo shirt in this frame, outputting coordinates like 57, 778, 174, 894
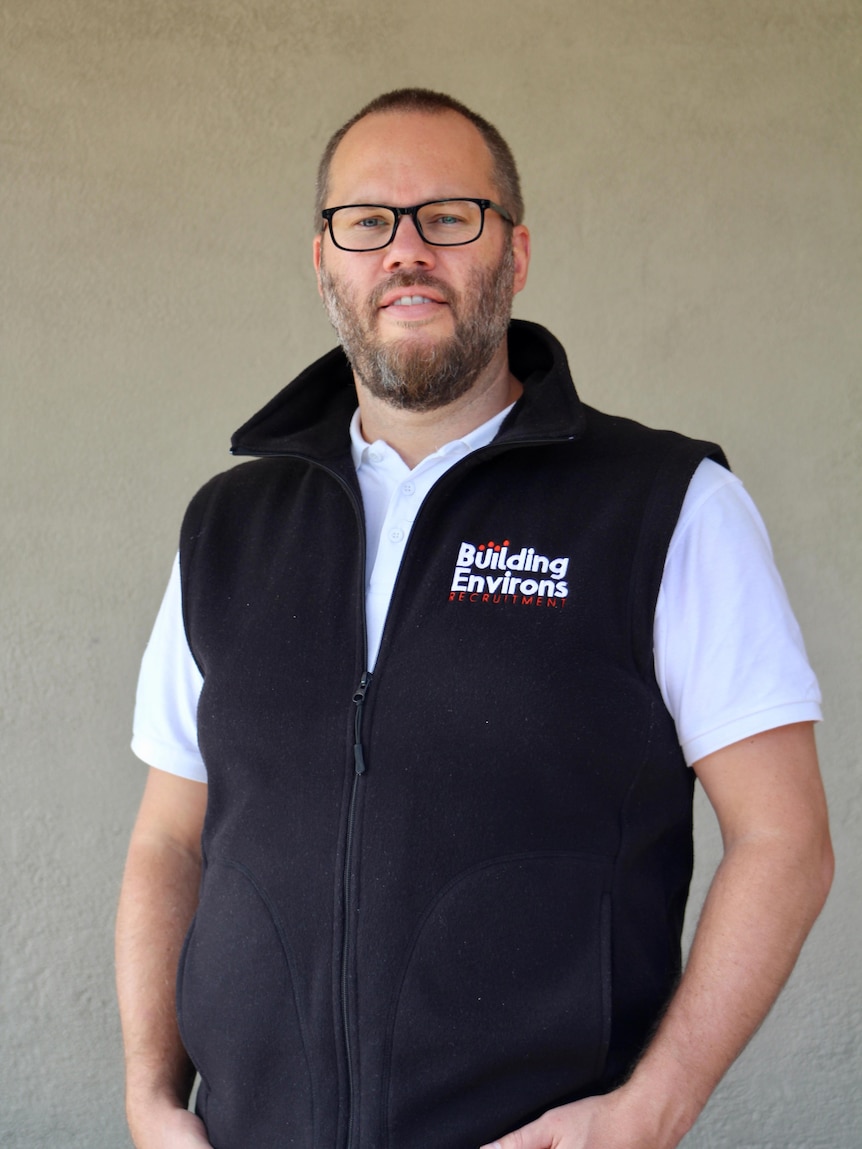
132, 406, 821, 781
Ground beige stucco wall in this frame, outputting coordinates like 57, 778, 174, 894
1, 1, 859, 1144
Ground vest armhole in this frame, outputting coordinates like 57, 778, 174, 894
178, 472, 228, 681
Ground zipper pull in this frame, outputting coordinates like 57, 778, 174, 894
352, 671, 372, 775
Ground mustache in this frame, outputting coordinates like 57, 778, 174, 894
368, 272, 454, 310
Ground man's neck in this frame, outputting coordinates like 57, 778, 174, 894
354, 347, 523, 469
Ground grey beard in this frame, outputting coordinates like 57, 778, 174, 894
319, 245, 515, 413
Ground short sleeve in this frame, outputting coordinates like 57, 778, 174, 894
131, 553, 208, 782
654, 459, 822, 767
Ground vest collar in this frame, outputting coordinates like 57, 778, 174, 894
230, 319, 587, 461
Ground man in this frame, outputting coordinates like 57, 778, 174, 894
116, 89, 833, 1149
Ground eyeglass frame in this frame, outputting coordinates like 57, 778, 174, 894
320, 198, 514, 252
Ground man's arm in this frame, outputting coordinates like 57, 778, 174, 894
483, 721, 834, 1149
116, 767, 212, 1148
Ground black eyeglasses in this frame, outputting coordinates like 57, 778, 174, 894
321, 198, 514, 252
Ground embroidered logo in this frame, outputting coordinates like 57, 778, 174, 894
448, 539, 569, 607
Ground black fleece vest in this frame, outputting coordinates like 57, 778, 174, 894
175, 322, 726, 1149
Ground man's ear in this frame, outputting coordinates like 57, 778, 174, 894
511, 224, 531, 297
313, 233, 324, 298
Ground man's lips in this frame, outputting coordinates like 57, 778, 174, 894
386, 294, 443, 308
378, 287, 448, 310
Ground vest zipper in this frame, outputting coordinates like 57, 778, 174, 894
352, 671, 371, 775
342, 669, 371, 1148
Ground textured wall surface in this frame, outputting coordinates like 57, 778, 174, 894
1, 1, 859, 1144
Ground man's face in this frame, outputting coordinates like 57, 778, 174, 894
313, 110, 530, 412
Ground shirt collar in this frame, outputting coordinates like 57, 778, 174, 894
350, 402, 516, 474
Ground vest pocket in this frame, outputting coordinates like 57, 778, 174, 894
176, 858, 315, 1147
384, 853, 613, 1149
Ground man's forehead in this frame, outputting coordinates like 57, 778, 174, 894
326, 109, 497, 203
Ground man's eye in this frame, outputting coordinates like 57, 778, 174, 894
354, 215, 388, 229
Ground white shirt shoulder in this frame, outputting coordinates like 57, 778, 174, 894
131, 553, 206, 782
654, 458, 821, 765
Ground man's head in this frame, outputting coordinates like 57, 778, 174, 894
312, 89, 530, 413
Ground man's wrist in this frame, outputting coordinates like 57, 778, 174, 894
125, 1075, 192, 1133
612, 1053, 707, 1149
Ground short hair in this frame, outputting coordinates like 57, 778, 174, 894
314, 88, 524, 229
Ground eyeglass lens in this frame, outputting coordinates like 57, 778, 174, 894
329, 200, 484, 251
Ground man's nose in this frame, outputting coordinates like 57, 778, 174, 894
382, 213, 437, 271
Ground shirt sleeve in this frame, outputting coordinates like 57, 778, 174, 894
654, 458, 822, 767
131, 553, 208, 782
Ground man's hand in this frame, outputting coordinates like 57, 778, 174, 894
481, 1086, 678, 1149
127, 1099, 212, 1149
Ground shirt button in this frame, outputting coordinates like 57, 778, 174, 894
402, 481, 416, 496
388, 527, 404, 543
368, 449, 383, 463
